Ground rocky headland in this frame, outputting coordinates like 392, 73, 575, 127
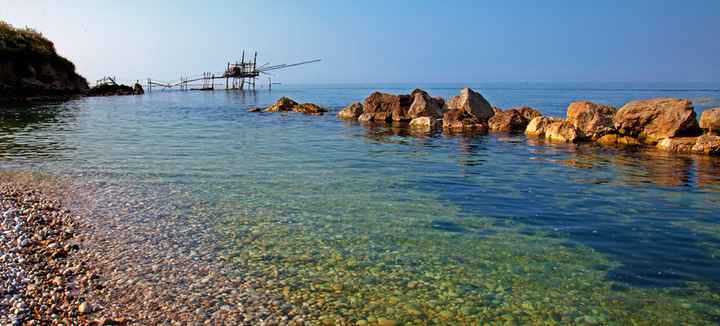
336, 87, 720, 156
0, 22, 88, 103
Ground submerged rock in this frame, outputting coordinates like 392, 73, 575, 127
691, 134, 720, 155
613, 98, 700, 144
566, 101, 616, 140
699, 108, 720, 135
544, 121, 579, 143
525, 116, 562, 137
446, 88, 495, 122
337, 102, 364, 119
595, 134, 641, 146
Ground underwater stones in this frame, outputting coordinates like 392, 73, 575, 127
657, 137, 697, 153
691, 134, 720, 155
566, 101, 616, 139
544, 121, 579, 143
376, 318, 397, 326
525, 116, 562, 137
613, 98, 700, 144
699, 108, 720, 135
446, 88, 495, 122
337, 102, 364, 119
488, 107, 540, 132
265, 97, 328, 115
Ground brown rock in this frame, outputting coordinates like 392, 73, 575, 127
657, 137, 698, 153
446, 88, 494, 122
294, 103, 328, 115
78, 302, 92, 314
692, 134, 720, 155
337, 102, 363, 119
699, 108, 720, 135
442, 109, 488, 131
489, 109, 531, 132
409, 117, 441, 131
408, 89, 443, 118
595, 134, 641, 146
517, 106, 542, 121
544, 121, 579, 143
525, 116, 562, 137
361, 92, 413, 122
566, 101, 616, 139
265, 97, 298, 112
613, 98, 701, 144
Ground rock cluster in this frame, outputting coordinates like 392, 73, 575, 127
337, 87, 540, 134
87, 83, 144, 97
263, 97, 328, 115
524, 98, 719, 155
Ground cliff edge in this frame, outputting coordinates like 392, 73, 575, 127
0, 21, 88, 102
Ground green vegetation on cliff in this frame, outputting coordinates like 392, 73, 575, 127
0, 21, 88, 101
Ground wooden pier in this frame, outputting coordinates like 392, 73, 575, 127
146, 51, 320, 92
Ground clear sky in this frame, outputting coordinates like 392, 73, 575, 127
2, 0, 719, 84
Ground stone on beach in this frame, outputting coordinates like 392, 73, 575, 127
613, 98, 700, 144
566, 101, 616, 139
544, 121, 579, 143
525, 116, 562, 137
699, 108, 720, 135
337, 102, 364, 119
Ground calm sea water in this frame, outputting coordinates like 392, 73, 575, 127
2, 83, 720, 324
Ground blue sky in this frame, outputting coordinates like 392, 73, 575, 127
2, 0, 719, 83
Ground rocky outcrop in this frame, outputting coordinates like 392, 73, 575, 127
544, 121, 579, 143
525, 116, 562, 137
133, 82, 144, 95
265, 97, 327, 115
489, 107, 541, 132
691, 134, 720, 155
1, 22, 88, 102
446, 88, 495, 122
613, 98, 701, 144
442, 109, 487, 131
337, 102, 364, 119
566, 101, 616, 140
87, 82, 144, 97
699, 108, 720, 135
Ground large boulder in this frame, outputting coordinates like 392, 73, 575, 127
613, 98, 701, 144
544, 121, 579, 143
525, 116, 562, 137
657, 137, 697, 153
442, 109, 488, 131
699, 108, 720, 135
489, 108, 538, 132
446, 88, 494, 122
566, 101, 616, 139
265, 97, 298, 112
692, 134, 720, 155
407, 89, 443, 119
360, 92, 413, 122
337, 102, 364, 119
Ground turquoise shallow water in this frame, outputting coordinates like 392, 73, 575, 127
2, 83, 720, 324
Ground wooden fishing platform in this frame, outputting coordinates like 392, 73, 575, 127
146, 51, 320, 92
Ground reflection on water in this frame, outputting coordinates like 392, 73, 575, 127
1, 83, 720, 324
